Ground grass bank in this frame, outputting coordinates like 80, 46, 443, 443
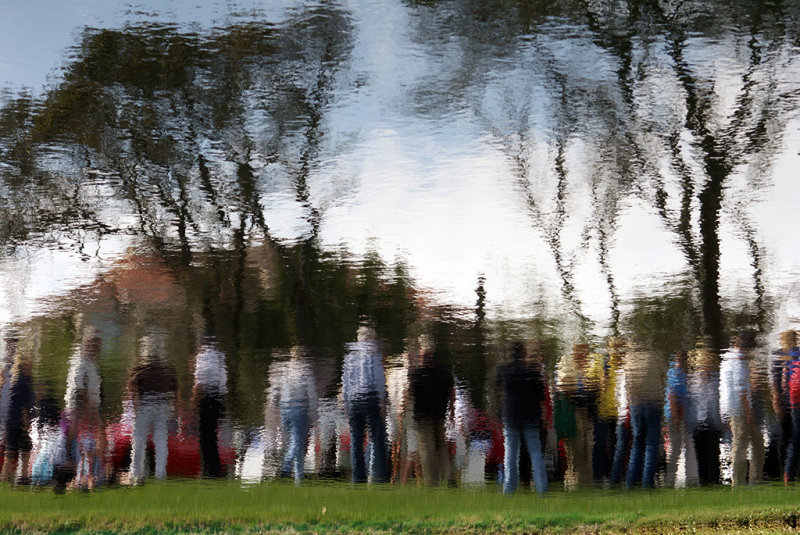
3, 480, 800, 533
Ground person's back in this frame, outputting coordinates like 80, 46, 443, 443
129, 361, 178, 398
665, 357, 689, 424
625, 350, 667, 406
720, 332, 764, 486
408, 336, 453, 486
194, 343, 227, 397
496, 360, 544, 427
342, 340, 385, 401
342, 327, 388, 483
409, 353, 452, 425
128, 334, 178, 484
497, 342, 548, 494
719, 348, 752, 422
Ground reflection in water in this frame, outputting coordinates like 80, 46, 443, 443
497, 342, 547, 494
342, 326, 388, 484
5, 322, 800, 492
128, 334, 177, 484
1, 0, 800, 495
267, 347, 317, 484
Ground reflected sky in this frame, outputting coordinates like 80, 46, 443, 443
2, 1, 800, 338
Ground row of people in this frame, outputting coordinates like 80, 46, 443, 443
2, 325, 800, 492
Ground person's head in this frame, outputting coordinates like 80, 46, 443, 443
418, 334, 435, 352
571, 343, 591, 365
606, 336, 626, 364
608, 336, 626, 351
417, 334, 435, 365
81, 326, 102, 359
4, 336, 18, 358
734, 330, 757, 350
357, 325, 378, 343
689, 339, 716, 371
780, 330, 797, 350
138, 332, 165, 362
510, 341, 526, 362
526, 340, 544, 363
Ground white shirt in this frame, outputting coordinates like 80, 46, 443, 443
719, 348, 752, 421
194, 344, 228, 396
64, 351, 102, 412
342, 341, 385, 401
268, 357, 317, 411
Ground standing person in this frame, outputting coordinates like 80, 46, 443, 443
624, 345, 667, 489
496, 341, 548, 494
555, 343, 595, 489
128, 334, 178, 484
0, 336, 18, 473
782, 333, 800, 482
408, 334, 453, 486
1, 337, 34, 484
664, 351, 697, 487
782, 334, 800, 482
608, 337, 630, 485
267, 346, 317, 484
386, 351, 415, 483
63, 327, 104, 489
688, 340, 723, 485
586, 346, 613, 484
766, 330, 795, 480
30, 397, 63, 486
719, 331, 764, 486
193, 338, 228, 478
342, 325, 388, 483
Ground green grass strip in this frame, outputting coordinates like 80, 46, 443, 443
2, 480, 800, 533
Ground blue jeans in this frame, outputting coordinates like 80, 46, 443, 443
347, 396, 389, 483
784, 406, 800, 480
611, 419, 629, 485
281, 404, 310, 483
626, 403, 662, 488
503, 423, 548, 494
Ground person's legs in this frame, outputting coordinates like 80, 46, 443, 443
365, 398, 389, 483
152, 401, 171, 480
592, 415, 609, 483
749, 418, 765, 484
523, 424, 548, 494
642, 404, 662, 488
611, 419, 629, 485
683, 423, 699, 485
503, 425, 521, 493
627, 405, 645, 488
348, 401, 367, 483
730, 416, 747, 487
785, 407, 800, 480
281, 405, 307, 481
416, 420, 437, 486
694, 424, 721, 485
130, 402, 154, 483
199, 393, 223, 477
434, 420, 452, 484
665, 419, 681, 487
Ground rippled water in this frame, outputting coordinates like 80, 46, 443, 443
1, 0, 800, 491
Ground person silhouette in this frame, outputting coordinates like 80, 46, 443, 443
128, 334, 178, 484
342, 325, 388, 483
267, 346, 317, 484
720, 331, 764, 486
193, 338, 228, 478
496, 341, 548, 494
